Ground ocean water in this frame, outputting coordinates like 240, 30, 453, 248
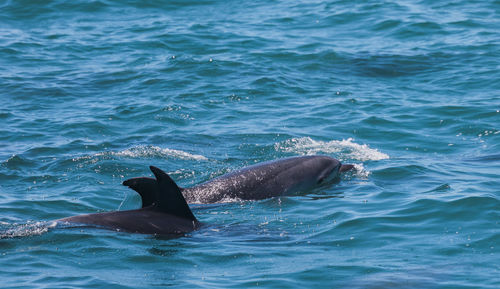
1, 0, 499, 288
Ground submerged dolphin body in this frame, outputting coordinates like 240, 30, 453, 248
58, 166, 199, 235
125, 155, 354, 204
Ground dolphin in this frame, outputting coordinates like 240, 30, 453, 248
58, 166, 199, 236
57, 155, 352, 235
124, 155, 354, 204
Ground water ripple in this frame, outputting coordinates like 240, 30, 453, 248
1, 0, 499, 288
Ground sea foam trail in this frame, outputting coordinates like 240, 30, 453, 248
275, 137, 389, 161
110, 145, 208, 161
0, 221, 57, 239
73, 145, 208, 162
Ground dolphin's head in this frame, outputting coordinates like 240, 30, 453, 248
313, 156, 354, 185
314, 156, 342, 185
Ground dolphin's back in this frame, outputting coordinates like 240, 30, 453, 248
59, 166, 199, 235
59, 209, 197, 235
183, 155, 341, 203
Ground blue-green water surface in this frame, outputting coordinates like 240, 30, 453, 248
1, 0, 499, 288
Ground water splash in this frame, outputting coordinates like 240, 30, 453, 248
352, 163, 371, 179
0, 221, 57, 239
275, 137, 389, 161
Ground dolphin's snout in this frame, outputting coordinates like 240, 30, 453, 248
339, 164, 355, 173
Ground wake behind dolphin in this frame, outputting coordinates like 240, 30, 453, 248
56, 155, 353, 235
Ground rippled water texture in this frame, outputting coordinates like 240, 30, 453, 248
1, 0, 499, 288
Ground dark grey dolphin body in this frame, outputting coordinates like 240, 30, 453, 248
125, 155, 354, 204
58, 166, 199, 236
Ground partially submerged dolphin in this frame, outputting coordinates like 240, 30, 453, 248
58, 155, 353, 235
125, 155, 354, 204
58, 166, 199, 235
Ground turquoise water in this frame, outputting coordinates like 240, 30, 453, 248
1, 0, 499, 287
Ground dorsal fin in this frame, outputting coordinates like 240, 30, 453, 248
122, 167, 196, 221
148, 166, 197, 221
122, 177, 158, 208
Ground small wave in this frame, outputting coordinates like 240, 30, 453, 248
275, 137, 389, 161
73, 145, 207, 162
0, 221, 57, 239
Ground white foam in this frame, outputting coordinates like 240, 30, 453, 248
111, 145, 208, 161
187, 197, 243, 205
352, 163, 370, 178
275, 137, 389, 161
217, 196, 244, 204
0, 221, 56, 239
73, 145, 208, 162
